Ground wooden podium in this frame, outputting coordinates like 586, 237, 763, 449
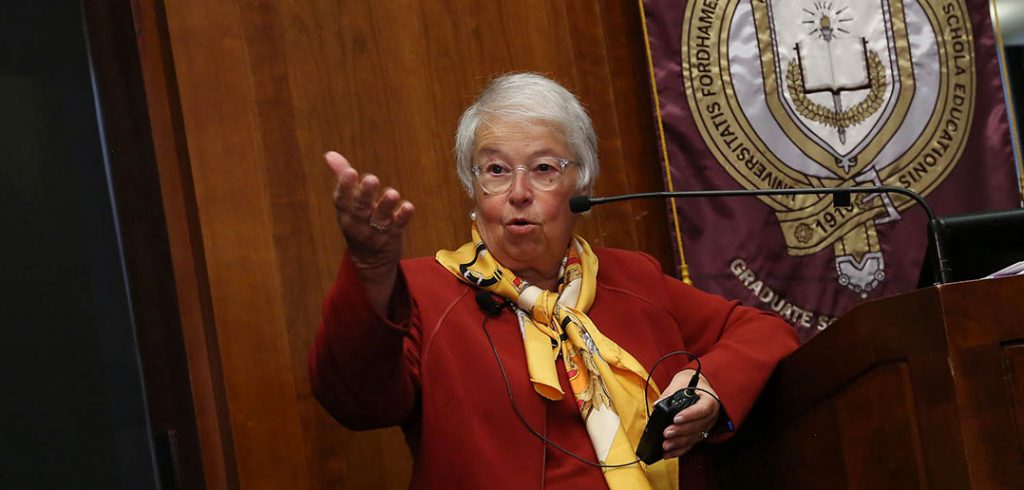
712, 275, 1024, 489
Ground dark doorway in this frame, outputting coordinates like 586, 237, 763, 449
0, 2, 177, 488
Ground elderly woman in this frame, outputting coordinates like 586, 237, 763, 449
309, 73, 798, 489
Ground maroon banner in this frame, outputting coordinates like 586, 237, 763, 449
641, 0, 1021, 342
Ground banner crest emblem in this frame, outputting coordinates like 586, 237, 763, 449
682, 0, 975, 296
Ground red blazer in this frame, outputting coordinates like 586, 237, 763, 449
309, 248, 798, 489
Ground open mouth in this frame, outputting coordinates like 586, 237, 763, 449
506, 218, 538, 233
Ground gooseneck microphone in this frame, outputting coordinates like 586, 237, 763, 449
570, 186, 951, 285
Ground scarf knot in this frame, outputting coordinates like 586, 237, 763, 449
529, 290, 561, 332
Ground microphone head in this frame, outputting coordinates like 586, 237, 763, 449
569, 195, 592, 213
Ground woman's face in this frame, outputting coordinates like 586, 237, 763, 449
472, 118, 580, 283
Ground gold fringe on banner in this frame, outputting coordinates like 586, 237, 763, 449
990, 0, 1024, 201
637, 0, 692, 284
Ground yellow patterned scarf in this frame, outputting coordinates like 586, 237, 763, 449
436, 227, 678, 490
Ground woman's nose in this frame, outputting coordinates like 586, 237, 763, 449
507, 170, 534, 203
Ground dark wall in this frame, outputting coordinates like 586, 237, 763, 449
0, 3, 159, 488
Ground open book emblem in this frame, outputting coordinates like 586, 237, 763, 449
788, 28, 886, 158
766, 2, 911, 179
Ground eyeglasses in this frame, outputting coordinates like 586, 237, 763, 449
472, 157, 574, 195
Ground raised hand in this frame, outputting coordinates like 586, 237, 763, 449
325, 151, 415, 313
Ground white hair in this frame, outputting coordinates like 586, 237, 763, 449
454, 73, 599, 197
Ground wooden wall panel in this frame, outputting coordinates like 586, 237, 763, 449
134, 0, 238, 487
137, 0, 669, 488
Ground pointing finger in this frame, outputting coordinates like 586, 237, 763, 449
324, 151, 352, 178
328, 152, 361, 212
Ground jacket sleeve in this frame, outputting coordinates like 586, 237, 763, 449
655, 257, 799, 433
308, 252, 422, 430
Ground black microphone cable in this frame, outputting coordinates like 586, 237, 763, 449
474, 291, 722, 469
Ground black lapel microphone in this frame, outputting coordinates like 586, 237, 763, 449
475, 290, 511, 316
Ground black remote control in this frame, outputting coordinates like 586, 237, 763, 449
635, 388, 700, 464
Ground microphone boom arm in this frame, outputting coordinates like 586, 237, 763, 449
570, 186, 950, 284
